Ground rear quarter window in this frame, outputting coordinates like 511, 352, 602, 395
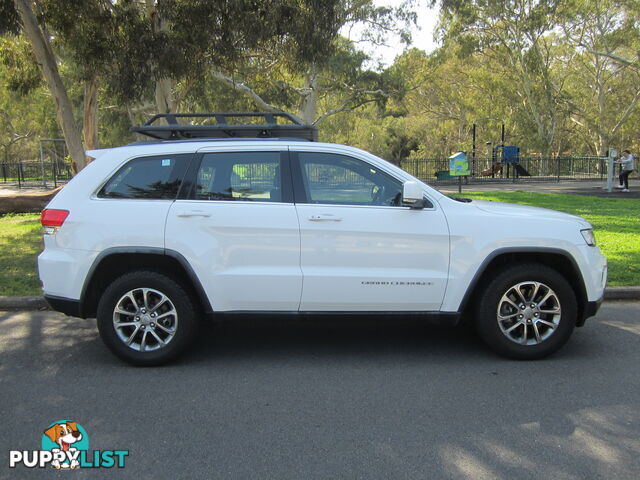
98, 154, 191, 199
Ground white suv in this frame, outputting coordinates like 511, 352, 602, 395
38, 113, 607, 365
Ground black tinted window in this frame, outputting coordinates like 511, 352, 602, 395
194, 152, 283, 202
99, 154, 190, 199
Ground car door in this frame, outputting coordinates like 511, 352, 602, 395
165, 147, 302, 311
292, 149, 450, 311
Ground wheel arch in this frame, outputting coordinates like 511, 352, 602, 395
458, 248, 588, 325
80, 247, 212, 318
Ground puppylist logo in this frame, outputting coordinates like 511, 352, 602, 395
9, 420, 129, 470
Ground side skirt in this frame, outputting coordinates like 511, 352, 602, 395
208, 311, 461, 327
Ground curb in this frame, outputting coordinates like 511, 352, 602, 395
0, 296, 48, 310
1, 287, 639, 311
603, 286, 640, 301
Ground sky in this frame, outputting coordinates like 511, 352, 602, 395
340, 0, 441, 68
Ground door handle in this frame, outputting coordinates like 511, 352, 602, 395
177, 210, 211, 218
308, 214, 342, 222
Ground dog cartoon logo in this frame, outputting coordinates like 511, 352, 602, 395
41, 421, 89, 469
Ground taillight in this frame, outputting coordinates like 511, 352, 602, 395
41, 209, 69, 234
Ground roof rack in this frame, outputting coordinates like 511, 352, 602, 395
130, 112, 317, 141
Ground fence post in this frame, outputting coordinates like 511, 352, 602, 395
53, 159, 57, 188
556, 156, 560, 182
1, 163, 6, 183
18, 162, 23, 188
39, 141, 47, 188
570, 157, 574, 177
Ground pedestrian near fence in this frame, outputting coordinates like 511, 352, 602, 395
616, 150, 635, 192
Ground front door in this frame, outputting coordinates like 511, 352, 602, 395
165, 148, 302, 311
292, 150, 450, 311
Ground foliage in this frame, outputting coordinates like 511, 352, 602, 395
0, 0, 638, 165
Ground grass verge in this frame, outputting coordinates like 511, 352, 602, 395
461, 191, 639, 286
0, 213, 42, 296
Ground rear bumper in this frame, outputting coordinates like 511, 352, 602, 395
44, 295, 83, 318
577, 293, 604, 327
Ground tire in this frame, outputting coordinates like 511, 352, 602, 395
474, 263, 577, 360
96, 270, 200, 366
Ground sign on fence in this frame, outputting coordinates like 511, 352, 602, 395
448, 151, 470, 176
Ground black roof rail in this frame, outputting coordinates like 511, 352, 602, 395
130, 112, 317, 141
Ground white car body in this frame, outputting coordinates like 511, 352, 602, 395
38, 140, 607, 324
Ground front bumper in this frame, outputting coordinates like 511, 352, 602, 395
577, 292, 604, 327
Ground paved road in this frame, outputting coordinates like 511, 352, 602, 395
438, 179, 640, 199
1, 303, 639, 479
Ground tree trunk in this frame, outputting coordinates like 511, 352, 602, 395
83, 74, 99, 151
145, 0, 177, 116
298, 68, 318, 124
14, 0, 86, 172
155, 77, 177, 114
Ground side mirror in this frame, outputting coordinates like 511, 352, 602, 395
402, 181, 427, 209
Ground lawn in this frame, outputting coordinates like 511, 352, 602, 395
460, 191, 640, 286
0, 191, 638, 297
0, 213, 42, 296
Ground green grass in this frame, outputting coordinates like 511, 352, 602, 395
0, 191, 638, 297
460, 191, 640, 286
0, 213, 42, 296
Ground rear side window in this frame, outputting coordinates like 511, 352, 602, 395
192, 152, 285, 202
98, 154, 191, 199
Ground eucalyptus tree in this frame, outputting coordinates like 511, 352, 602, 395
436, 0, 569, 156
9, 0, 87, 170
561, 0, 640, 154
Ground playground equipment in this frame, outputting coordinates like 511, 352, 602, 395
480, 164, 503, 176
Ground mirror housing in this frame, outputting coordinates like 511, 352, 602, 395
402, 181, 427, 209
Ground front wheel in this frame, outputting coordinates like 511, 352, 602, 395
475, 264, 577, 360
97, 271, 199, 366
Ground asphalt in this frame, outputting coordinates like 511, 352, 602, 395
1, 303, 639, 479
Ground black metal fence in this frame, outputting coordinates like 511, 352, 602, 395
399, 155, 609, 184
0, 158, 73, 188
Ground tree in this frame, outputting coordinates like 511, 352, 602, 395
11, 0, 87, 171
561, 0, 640, 154
437, 0, 568, 156
169, 0, 415, 125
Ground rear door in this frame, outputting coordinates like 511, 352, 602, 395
292, 149, 450, 311
165, 147, 302, 311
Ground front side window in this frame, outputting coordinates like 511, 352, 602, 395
298, 152, 403, 206
193, 152, 284, 202
98, 154, 191, 199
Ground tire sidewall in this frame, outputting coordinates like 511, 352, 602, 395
97, 271, 198, 366
475, 264, 577, 360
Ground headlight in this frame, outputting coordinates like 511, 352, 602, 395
581, 229, 596, 246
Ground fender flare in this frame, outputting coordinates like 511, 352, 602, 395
456, 247, 587, 314
80, 247, 213, 315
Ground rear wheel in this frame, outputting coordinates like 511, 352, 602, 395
475, 264, 577, 359
97, 271, 199, 366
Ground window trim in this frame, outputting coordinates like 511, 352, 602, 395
181, 150, 294, 204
